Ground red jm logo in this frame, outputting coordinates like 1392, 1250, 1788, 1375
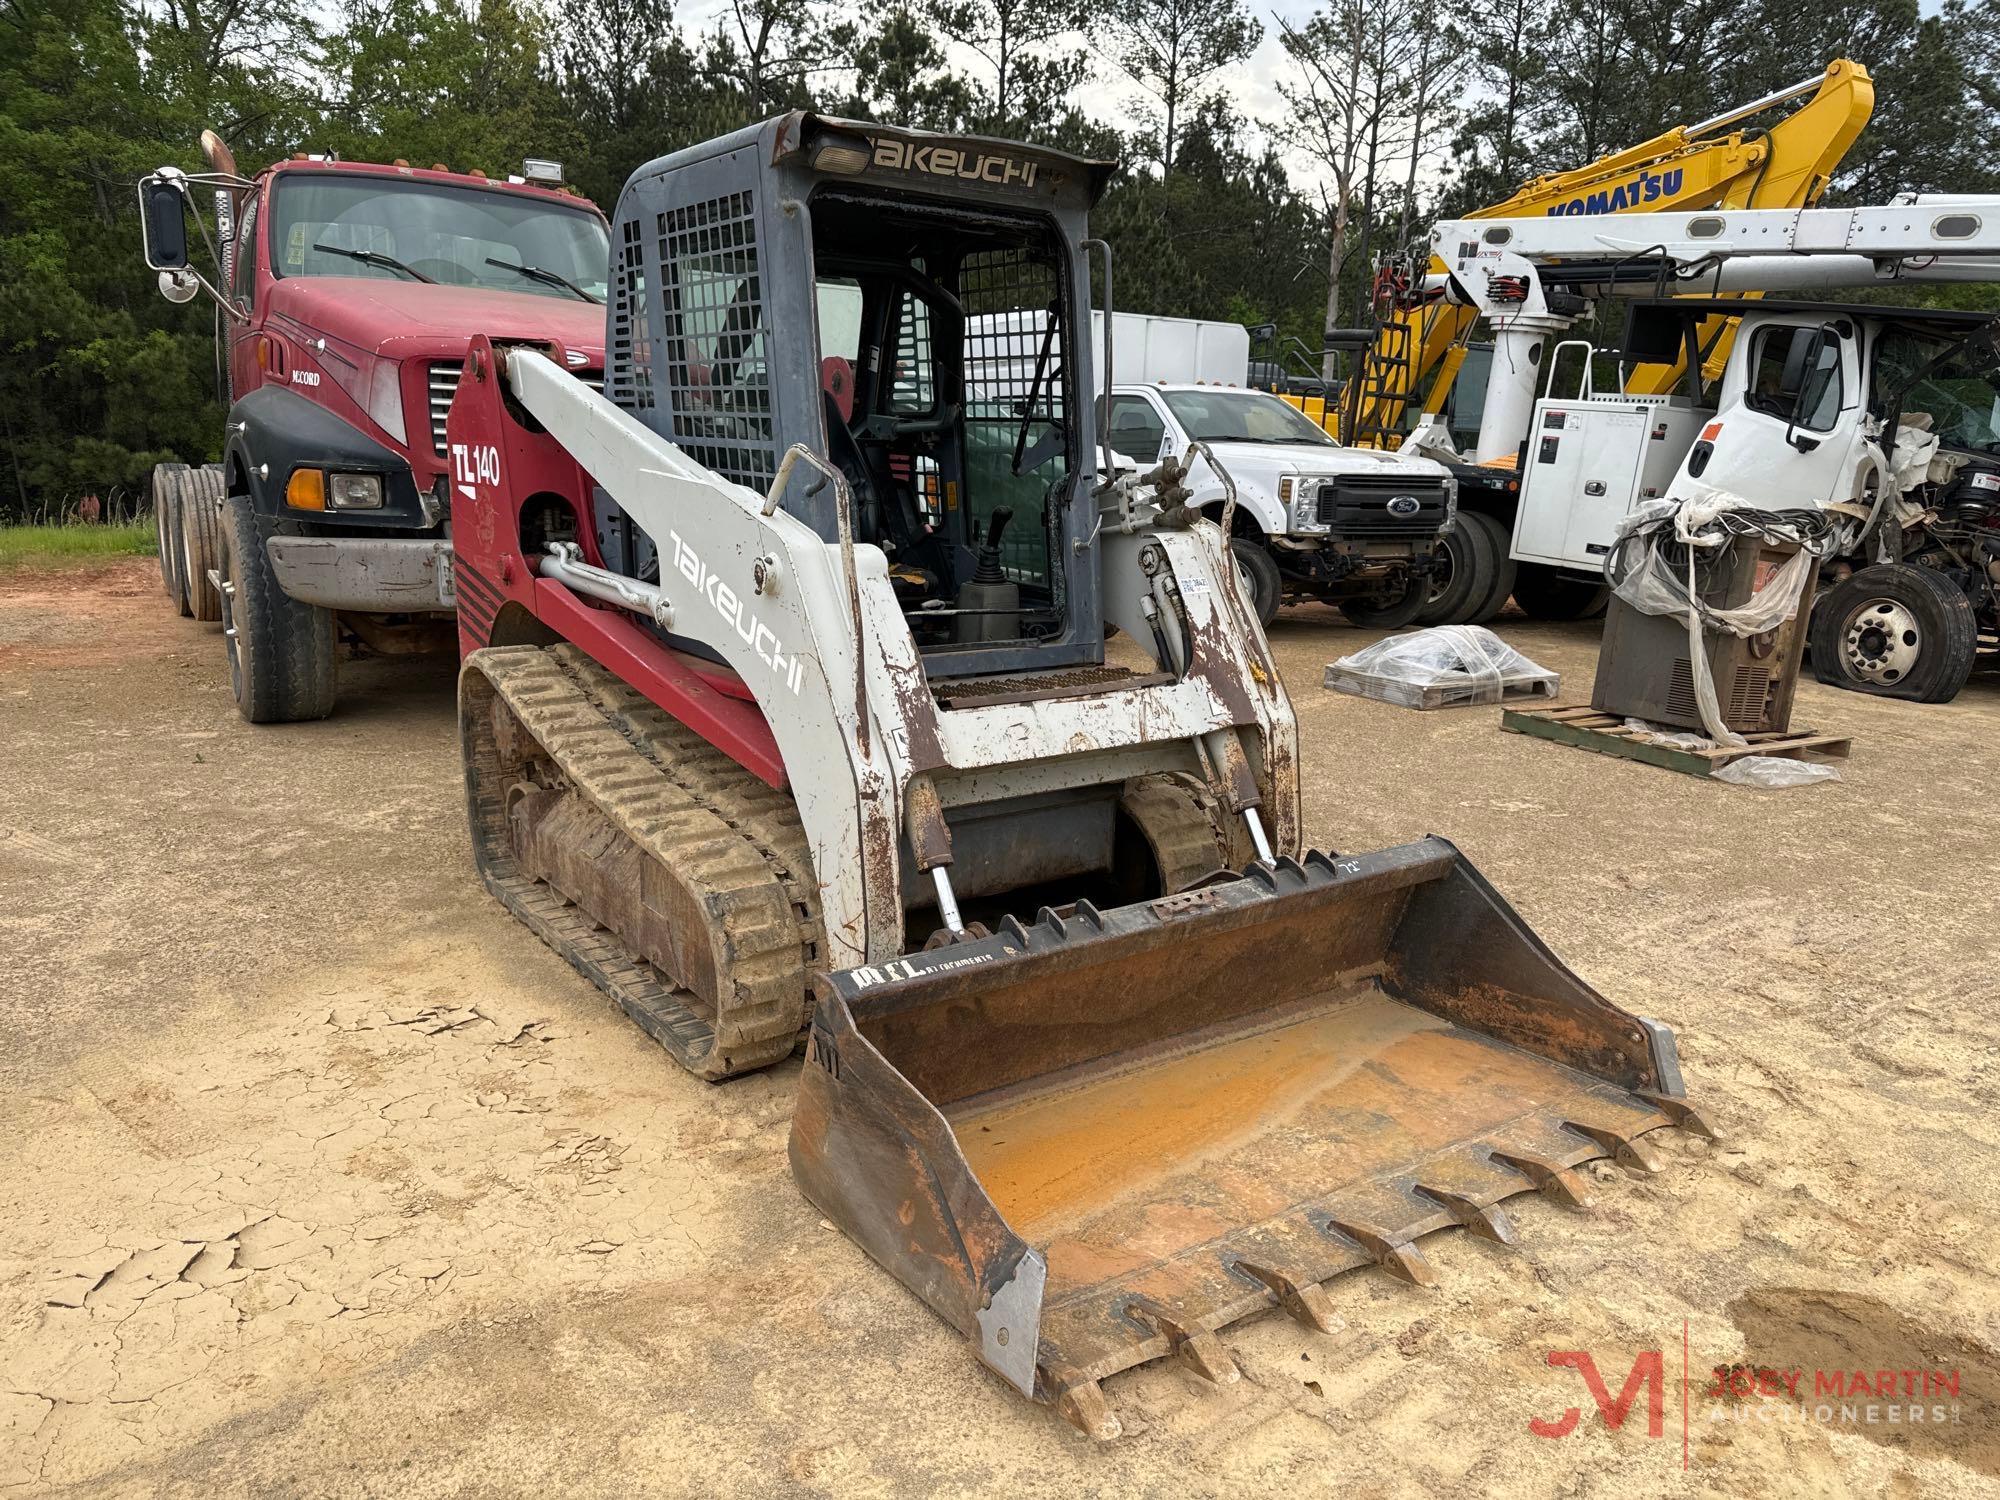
1530, 1350, 1666, 1439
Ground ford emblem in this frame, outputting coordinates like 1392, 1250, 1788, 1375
1387, 494, 1422, 516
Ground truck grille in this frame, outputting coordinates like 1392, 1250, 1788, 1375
1314, 474, 1450, 538
428, 361, 603, 455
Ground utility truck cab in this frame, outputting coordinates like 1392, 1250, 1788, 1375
1496, 298, 2000, 700
137, 137, 608, 720
1103, 382, 1455, 626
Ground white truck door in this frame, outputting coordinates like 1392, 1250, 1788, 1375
1512, 402, 1650, 568
1684, 317, 1861, 511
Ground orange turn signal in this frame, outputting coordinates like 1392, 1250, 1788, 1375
286, 467, 326, 510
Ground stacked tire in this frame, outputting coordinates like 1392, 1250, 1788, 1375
150, 462, 226, 621
152, 461, 188, 606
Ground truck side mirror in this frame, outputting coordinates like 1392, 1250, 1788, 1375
1783, 325, 1839, 454
140, 176, 191, 272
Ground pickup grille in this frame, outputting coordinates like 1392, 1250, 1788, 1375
1314, 474, 1450, 538
428, 361, 603, 455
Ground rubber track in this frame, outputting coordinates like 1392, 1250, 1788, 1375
463, 644, 822, 1080
1121, 772, 1250, 890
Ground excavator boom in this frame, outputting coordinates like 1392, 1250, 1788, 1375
1333, 59, 1873, 447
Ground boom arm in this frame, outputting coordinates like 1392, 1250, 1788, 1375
1433, 196, 2000, 460
1340, 59, 1874, 448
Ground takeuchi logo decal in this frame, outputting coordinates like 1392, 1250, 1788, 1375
1546, 167, 1685, 215
871, 139, 1040, 189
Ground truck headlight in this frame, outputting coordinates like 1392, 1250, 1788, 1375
328, 472, 385, 509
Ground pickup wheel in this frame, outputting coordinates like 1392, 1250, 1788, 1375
1229, 538, 1282, 628
218, 494, 338, 723
1808, 563, 1976, 703
1415, 512, 1495, 625
1511, 561, 1610, 621
1339, 574, 1430, 629
151, 463, 188, 599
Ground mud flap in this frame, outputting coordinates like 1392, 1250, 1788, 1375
787, 838, 1709, 1439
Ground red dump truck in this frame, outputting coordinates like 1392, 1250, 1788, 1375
138, 134, 608, 720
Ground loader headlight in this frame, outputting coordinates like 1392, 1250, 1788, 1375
811, 132, 874, 175
327, 472, 385, 510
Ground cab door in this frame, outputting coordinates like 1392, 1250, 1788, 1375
1681, 316, 1861, 509
226, 188, 264, 400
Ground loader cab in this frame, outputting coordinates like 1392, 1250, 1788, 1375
603, 113, 1114, 679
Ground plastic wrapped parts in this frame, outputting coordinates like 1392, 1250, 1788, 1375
1325, 625, 1559, 710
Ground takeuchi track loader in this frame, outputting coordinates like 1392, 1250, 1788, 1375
442, 113, 1709, 1438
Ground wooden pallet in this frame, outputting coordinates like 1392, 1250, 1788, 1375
1499, 703, 1853, 778
1324, 661, 1559, 710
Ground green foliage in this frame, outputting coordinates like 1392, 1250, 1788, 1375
4, 0, 2000, 516
0, 518, 155, 566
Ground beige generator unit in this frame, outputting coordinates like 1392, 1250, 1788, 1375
1593, 533, 1815, 734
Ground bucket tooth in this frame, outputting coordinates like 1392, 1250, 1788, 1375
1057, 1380, 1122, 1441
1227, 1256, 1343, 1335
1564, 1120, 1667, 1176
1415, 1185, 1518, 1245
1320, 1218, 1437, 1287
1636, 1090, 1719, 1141
1124, 1300, 1241, 1385
1490, 1148, 1594, 1209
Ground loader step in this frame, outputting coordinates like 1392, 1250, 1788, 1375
1500, 703, 1853, 777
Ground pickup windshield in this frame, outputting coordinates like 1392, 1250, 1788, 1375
1160, 388, 1338, 446
270, 173, 609, 302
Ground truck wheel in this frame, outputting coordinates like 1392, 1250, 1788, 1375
1415, 512, 1496, 625
1340, 575, 1430, 629
177, 466, 227, 624
1229, 538, 1282, 628
218, 494, 338, 722
1463, 512, 1517, 624
1512, 561, 1611, 621
151, 463, 188, 599
1808, 563, 1976, 703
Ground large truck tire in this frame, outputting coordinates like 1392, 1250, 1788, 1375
1808, 563, 1976, 703
1463, 511, 1518, 624
1229, 538, 1282, 628
177, 465, 227, 624
1512, 561, 1611, 621
1415, 511, 1498, 625
151, 462, 188, 599
218, 494, 338, 722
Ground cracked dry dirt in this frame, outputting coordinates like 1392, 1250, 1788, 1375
2, 557, 1998, 1498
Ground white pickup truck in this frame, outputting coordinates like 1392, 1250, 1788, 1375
1102, 383, 1457, 626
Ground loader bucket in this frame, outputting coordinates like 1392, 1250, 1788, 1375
788, 838, 1709, 1438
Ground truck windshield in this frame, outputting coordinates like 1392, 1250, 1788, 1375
270, 174, 609, 302
1160, 389, 1338, 446
1874, 327, 2000, 454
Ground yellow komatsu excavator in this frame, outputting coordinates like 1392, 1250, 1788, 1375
1286, 59, 1874, 449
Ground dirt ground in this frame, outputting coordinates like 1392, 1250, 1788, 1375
2, 556, 1996, 1498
